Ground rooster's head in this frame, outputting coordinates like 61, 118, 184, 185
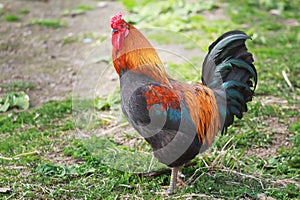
111, 12, 129, 50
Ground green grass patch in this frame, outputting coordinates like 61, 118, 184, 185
222, 0, 300, 98
0, 92, 30, 112
0, 81, 36, 91
166, 61, 200, 82
62, 34, 76, 45
19, 9, 30, 15
30, 19, 67, 28
63, 4, 95, 16
75, 5, 94, 11
5, 14, 21, 22
0, 99, 72, 134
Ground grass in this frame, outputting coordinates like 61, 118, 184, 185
1, 0, 299, 199
29, 19, 67, 28
0, 81, 36, 92
5, 15, 21, 22
63, 4, 95, 16
19, 9, 30, 15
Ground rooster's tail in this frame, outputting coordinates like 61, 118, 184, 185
202, 30, 257, 133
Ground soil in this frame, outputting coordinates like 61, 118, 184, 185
246, 116, 297, 159
0, 0, 124, 106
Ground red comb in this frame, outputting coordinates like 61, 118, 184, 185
111, 12, 123, 29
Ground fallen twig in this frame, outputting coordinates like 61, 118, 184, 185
3, 165, 27, 170
0, 187, 11, 194
95, 122, 129, 137
0, 151, 39, 161
218, 168, 265, 189
172, 193, 215, 199
282, 70, 294, 91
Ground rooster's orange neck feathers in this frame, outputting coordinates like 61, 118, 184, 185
111, 14, 170, 85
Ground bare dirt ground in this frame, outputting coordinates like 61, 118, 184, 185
0, 0, 124, 106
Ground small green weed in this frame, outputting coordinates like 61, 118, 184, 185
75, 5, 94, 11
30, 19, 67, 28
0, 92, 30, 112
5, 15, 21, 22
19, 9, 30, 14
0, 81, 36, 91
94, 89, 121, 111
62, 34, 76, 45
63, 4, 95, 16
36, 162, 95, 177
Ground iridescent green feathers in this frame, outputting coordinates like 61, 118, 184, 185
202, 30, 257, 133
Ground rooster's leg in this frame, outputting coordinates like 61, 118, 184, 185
167, 167, 179, 194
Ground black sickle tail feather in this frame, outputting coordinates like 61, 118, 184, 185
202, 30, 257, 133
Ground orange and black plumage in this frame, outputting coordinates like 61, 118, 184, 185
111, 12, 257, 193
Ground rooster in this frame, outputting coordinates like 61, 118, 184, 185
110, 12, 257, 194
